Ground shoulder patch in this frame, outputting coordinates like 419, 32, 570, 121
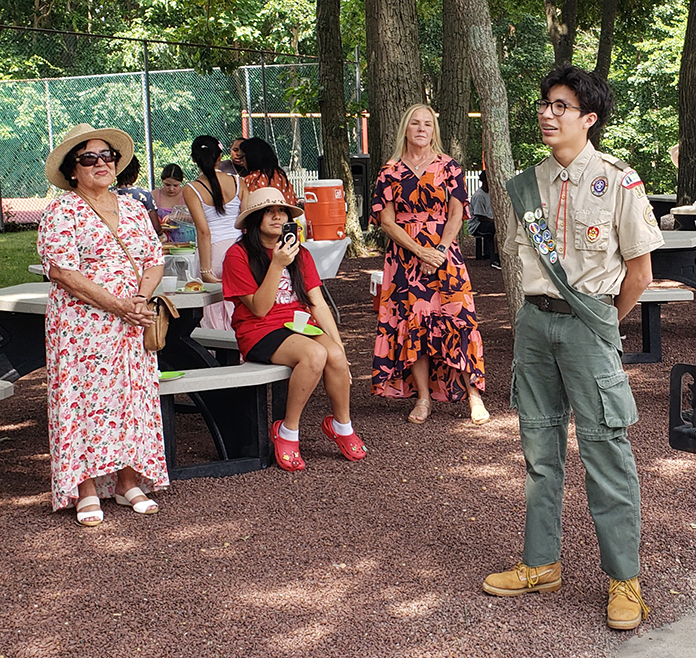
621, 170, 643, 189
599, 152, 631, 171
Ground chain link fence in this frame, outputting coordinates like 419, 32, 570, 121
0, 26, 362, 230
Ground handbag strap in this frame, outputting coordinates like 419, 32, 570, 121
78, 194, 142, 286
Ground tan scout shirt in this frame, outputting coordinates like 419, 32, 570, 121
504, 141, 664, 298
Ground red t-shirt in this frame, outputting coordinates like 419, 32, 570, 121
223, 243, 322, 357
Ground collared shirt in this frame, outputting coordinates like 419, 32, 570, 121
504, 141, 664, 297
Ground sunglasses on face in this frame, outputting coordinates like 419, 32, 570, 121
75, 149, 118, 167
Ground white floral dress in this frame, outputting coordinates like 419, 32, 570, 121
37, 191, 169, 511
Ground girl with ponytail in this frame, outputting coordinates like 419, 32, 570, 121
183, 135, 249, 330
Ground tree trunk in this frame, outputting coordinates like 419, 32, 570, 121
316, 0, 367, 255
593, 0, 618, 81
364, 0, 425, 169
440, 0, 471, 170
678, 0, 696, 205
544, 0, 577, 65
459, 0, 524, 325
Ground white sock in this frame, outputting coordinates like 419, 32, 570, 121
332, 419, 353, 436
278, 422, 299, 442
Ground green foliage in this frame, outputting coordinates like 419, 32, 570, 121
0, 230, 40, 288
603, 0, 686, 192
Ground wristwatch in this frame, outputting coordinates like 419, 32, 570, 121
435, 244, 447, 253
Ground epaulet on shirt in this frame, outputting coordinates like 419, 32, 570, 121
599, 152, 631, 172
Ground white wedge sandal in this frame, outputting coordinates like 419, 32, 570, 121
114, 487, 159, 515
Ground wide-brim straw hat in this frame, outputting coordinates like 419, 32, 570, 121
235, 186, 303, 229
45, 123, 134, 190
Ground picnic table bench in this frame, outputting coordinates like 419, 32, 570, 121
622, 287, 694, 364
669, 364, 696, 453
0, 380, 14, 400
159, 361, 291, 480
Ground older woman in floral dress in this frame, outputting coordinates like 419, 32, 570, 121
38, 123, 169, 526
371, 104, 489, 425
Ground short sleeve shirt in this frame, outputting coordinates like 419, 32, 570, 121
503, 141, 664, 297
222, 243, 322, 357
115, 186, 158, 213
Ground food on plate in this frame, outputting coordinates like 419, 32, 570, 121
184, 279, 204, 292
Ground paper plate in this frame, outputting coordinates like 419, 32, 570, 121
176, 287, 208, 294
159, 371, 185, 381
284, 322, 324, 336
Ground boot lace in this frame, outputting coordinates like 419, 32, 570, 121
609, 579, 650, 619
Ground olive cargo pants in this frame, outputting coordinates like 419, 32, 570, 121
512, 302, 641, 581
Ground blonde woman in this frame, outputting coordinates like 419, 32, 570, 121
370, 104, 489, 425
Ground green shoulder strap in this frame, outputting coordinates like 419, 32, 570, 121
506, 167, 622, 352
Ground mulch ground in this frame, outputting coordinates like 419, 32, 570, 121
1, 237, 695, 658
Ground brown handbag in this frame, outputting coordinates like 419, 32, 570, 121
83, 196, 179, 351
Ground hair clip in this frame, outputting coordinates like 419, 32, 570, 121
200, 144, 209, 149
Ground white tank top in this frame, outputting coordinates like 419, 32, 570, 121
187, 174, 242, 244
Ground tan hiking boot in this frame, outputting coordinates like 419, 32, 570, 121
607, 577, 650, 630
482, 561, 561, 597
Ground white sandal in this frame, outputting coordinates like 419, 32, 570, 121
114, 487, 159, 515
76, 495, 103, 527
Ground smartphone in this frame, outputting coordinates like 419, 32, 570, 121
281, 221, 298, 246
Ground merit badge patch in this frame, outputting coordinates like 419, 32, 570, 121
534, 208, 543, 220
538, 243, 550, 255
528, 222, 540, 234
643, 205, 657, 227
621, 170, 642, 190
539, 219, 548, 230
542, 230, 552, 242
533, 233, 544, 244
549, 250, 558, 263
524, 211, 535, 223
591, 176, 608, 197
547, 239, 556, 251
586, 226, 601, 243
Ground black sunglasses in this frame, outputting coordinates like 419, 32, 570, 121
75, 149, 118, 167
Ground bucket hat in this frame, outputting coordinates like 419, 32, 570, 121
236, 186, 303, 229
45, 123, 134, 189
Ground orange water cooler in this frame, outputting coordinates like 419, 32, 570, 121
304, 179, 347, 240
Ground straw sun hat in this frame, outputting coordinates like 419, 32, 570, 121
235, 186, 303, 229
45, 123, 134, 190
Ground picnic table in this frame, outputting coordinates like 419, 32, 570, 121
0, 282, 287, 479
652, 231, 696, 288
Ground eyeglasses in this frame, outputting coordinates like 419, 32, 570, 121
75, 149, 118, 167
534, 99, 584, 116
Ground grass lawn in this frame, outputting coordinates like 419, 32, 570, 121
0, 229, 40, 287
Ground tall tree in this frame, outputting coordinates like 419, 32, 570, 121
593, 0, 618, 80
678, 0, 696, 205
316, 0, 366, 254
544, 0, 577, 64
439, 0, 471, 168
364, 0, 425, 168
460, 0, 524, 322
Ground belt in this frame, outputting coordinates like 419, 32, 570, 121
525, 294, 614, 314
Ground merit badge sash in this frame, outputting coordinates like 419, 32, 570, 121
506, 167, 622, 352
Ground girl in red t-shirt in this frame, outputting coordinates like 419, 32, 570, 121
223, 187, 366, 471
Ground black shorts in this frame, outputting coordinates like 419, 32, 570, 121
246, 328, 295, 364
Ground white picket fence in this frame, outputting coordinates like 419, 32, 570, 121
286, 168, 483, 198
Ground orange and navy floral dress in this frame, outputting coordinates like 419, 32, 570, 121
370, 154, 485, 401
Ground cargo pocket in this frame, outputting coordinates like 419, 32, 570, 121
510, 359, 519, 410
595, 370, 638, 428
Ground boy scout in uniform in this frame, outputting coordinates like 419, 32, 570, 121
483, 64, 663, 630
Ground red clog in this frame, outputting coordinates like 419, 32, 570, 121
271, 420, 305, 472
321, 416, 367, 461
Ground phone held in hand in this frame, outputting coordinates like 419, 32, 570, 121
281, 221, 298, 246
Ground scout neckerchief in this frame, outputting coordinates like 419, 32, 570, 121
506, 166, 622, 352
